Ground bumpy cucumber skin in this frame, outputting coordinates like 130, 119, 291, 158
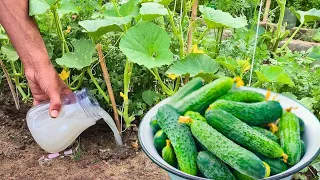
252, 126, 280, 143
255, 152, 288, 175
301, 140, 306, 158
188, 119, 266, 179
174, 77, 233, 114
279, 112, 301, 166
156, 105, 198, 175
197, 151, 236, 180
150, 117, 161, 135
184, 111, 206, 122
206, 109, 285, 158
209, 100, 283, 126
232, 170, 255, 180
162, 142, 177, 167
153, 130, 167, 152
218, 89, 265, 103
168, 77, 203, 104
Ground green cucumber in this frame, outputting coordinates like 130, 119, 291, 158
179, 117, 267, 179
153, 130, 167, 152
205, 109, 286, 159
197, 151, 235, 180
279, 111, 301, 166
218, 89, 265, 103
162, 140, 177, 167
252, 126, 280, 143
255, 152, 288, 175
301, 140, 306, 158
184, 111, 206, 122
168, 77, 203, 104
208, 100, 283, 126
298, 118, 305, 134
232, 170, 255, 180
150, 117, 161, 134
174, 77, 233, 114
156, 104, 198, 175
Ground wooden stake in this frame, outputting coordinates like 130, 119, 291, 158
0, 58, 20, 110
262, 0, 271, 23
96, 44, 121, 134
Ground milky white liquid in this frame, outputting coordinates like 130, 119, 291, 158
27, 103, 123, 153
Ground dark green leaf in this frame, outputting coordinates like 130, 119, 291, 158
1, 44, 19, 61
142, 90, 157, 106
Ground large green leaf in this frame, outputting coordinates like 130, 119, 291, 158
29, 0, 58, 16
142, 90, 157, 106
57, 1, 78, 17
307, 46, 320, 61
255, 66, 294, 86
79, 16, 131, 40
0, 44, 19, 61
55, 39, 96, 69
199, 5, 247, 29
141, 0, 173, 5
216, 56, 238, 74
94, 0, 139, 18
290, 8, 320, 24
166, 54, 220, 79
139, 2, 168, 21
119, 22, 173, 69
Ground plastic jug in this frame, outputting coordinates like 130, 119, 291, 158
26, 88, 122, 153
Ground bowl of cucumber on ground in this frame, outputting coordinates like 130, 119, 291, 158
138, 77, 320, 180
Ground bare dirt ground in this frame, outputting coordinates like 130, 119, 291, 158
0, 86, 169, 180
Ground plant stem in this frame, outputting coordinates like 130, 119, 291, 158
150, 69, 174, 96
273, 0, 286, 52
69, 70, 85, 90
52, 5, 69, 54
10, 61, 28, 101
123, 59, 131, 128
279, 23, 303, 52
87, 67, 110, 104
96, 43, 121, 133
195, 28, 209, 45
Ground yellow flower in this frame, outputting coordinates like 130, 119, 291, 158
59, 69, 70, 81
120, 92, 128, 101
233, 76, 244, 88
265, 89, 271, 101
168, 74, 179, 80
191, 44, 205, 54
65, 26, 71, 33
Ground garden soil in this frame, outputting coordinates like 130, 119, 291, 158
0, 86, 169, 180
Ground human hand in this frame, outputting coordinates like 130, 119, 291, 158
25, 64, 71, 118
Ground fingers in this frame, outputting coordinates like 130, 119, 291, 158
47, 88, 62, 118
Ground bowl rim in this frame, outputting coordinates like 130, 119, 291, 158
138, 87, 320, 180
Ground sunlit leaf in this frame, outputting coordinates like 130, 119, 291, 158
307, 46, 320, 61
216, 56, 238, 74
55, 39, 96, 69
79, 16, 131, 40
119, 22, 173, 69
139, 2, 168, 21
142, 90, 157, 106
255, 66, 295, 86
166, 54, 220, 78
0, 44, 19, 61
199, 5, 247, 29
141, 0, 173, 6
29, 0, 58, 16
0, 34, 7, 40
312, 29, 320, 42
290, 8, 320, 24
57, 1, 78, 17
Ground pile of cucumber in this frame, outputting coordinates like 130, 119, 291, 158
149, 77, 306, 180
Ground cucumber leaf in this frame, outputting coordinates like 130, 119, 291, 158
79, 16, 131, 40
0, 44, 19, 61
29, 0, 58, 16
142, 90, 157, 106
199, 5, 247, 29
307, 46, 320, 61
57, 1, 78, 18
313, 29, 320, 42
141, 0, 173, 6
119, 22, 173, 69
255, 66, 295, 86
290, 8, 320, 24
299, 97, 316, 111
166, 54, 220, 78
139, 2, 168, 21
55, 39, 96, 69
216, 56, 238, 74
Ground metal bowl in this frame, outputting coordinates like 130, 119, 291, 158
138, 87, 320, 180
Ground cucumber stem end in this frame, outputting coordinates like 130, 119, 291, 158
178, 116, 192, 126
282, 153, 289, 163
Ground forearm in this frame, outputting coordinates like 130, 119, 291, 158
0, 0, 51, 70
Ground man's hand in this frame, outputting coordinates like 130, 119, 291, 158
0, 0, 71, 117
25, 65, 71, 117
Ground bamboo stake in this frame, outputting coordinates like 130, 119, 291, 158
0, 58, 20, 110
262, 0, 271, 23
96, 44, 121, 134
